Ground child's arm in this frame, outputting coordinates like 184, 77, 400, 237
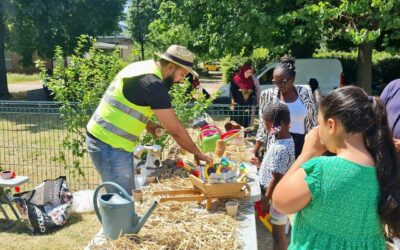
265, 172, 283, 201
273, 127, 326, 214
250, 156, 261, 168
265, 145, 289, 201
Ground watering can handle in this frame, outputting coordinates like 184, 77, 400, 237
197, 127, 221, 145
93, 182, 132, 224
201, 125, 222, 134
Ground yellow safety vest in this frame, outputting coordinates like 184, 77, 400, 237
87, 60, 163, 152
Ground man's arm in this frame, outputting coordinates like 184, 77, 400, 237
152, 108, 212, 164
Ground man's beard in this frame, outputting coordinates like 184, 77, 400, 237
164, 75, 174, 88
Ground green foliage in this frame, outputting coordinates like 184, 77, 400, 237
127, 0, 160, 58
220, 53, 249, 84
36, 36, 216, 175
141, 79, 218, 150
283, 0, 400, 47
250, 48, 271, 74
314, 50, 400, 94
147, 1, 193, 51
221, 47, 271, 83
5, 0, 127, 66
36, 36, 124, 177
170, 79, 217, 125
145, 1, 323, 61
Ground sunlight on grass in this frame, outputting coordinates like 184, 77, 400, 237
0, 207, 100, 250
0, 113, 101, 191
7, 73, 41, 83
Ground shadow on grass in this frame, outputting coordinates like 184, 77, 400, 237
8, 89, 50, 102
0, 213, 84, 235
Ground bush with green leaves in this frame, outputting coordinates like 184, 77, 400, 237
37, 36, 216, 177
36, 36, 125, 177
220, 47, 271, 84
140, 79, 218, 151
314, 51, 400, 95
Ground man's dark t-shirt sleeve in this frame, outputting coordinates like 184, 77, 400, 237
122, 74, 172, 109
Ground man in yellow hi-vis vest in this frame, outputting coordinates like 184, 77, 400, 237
86, 45, 212, 193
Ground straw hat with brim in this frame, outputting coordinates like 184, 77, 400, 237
156, 45, 198, 77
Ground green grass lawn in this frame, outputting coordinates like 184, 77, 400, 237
0, 112, 100, 191
0, 207, 99, 250
7, 73, 41, 83
0, 112, 102, 249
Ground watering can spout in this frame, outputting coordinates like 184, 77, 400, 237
133, 201, 158, 233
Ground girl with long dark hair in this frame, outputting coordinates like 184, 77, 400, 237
273, 86, 400, 249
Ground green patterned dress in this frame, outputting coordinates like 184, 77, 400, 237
289, 156, 386, 250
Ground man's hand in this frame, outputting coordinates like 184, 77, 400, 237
394, 138, 400, 153
194, 153, 213, 165
146, 121, 164, 138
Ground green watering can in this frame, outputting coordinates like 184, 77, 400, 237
93, 182, 158, 240
198, 125, 221, 152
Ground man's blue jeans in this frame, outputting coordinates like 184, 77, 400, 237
86, 134, 134, 194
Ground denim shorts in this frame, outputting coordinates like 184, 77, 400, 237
86, 134, 134, 194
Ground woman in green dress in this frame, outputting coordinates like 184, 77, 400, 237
273, 86, 400, 249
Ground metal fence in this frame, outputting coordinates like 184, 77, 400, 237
0, 101, 259, 191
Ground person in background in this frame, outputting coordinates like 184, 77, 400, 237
186, 73, 211, 99
254, 55, 317, 159
273, 86, 400, 249
380, 79, 400, 157
230, 64, 257, 128
86, 45, 212, 193
308, 78, 322, 110
251, 102, 295, 250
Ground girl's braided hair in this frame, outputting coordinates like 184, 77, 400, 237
262, 102, 290, 127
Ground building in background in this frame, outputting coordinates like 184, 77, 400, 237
5, 35, 133, 74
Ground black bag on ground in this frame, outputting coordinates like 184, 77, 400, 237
12, 176, 73, 234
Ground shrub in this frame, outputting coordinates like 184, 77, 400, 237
135, 79, 218, 151
313, 51, 400, 94
220, 47, 271, 84
37, 36, 217, 176
36, 36, 125, 177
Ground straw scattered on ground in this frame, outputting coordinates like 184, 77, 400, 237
93, 176, 243, 250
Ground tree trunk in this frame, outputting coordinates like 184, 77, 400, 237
356, 42, 373, 94
140, 42, 145, 60
0, 1, 10, 98
136, 0, 145, 60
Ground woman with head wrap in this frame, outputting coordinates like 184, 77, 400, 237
230, 64, 257, 128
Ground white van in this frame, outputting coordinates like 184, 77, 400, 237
215, 59, 343, 103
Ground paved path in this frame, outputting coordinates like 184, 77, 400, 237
7, 81, 48, 101
5, 78, 225, 102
